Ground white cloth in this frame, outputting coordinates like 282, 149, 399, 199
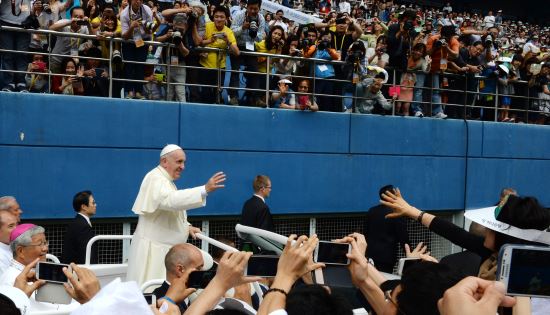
71, 278, 152, 315
126, 166, 206, 285
0, 242, 12, 276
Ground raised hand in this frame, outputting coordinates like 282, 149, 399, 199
205, 171, 226, 193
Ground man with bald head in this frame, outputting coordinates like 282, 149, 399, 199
127, 144, 226, 285
153, 243, 205, 312
0, 211, 17, 275
0, 196, 23, 223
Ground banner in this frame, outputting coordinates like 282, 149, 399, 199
261, 0, 322, 25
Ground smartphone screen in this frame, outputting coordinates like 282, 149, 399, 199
315, 241, 350, 265
37, 262, 69, 283
507, 248, 550, 297
187, 270, 217, 289
245, 255, 279, 277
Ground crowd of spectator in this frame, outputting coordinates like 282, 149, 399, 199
0, 0, 549, 122
1, 187, 549, 315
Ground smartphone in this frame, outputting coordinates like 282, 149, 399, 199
397, 258, 421, 276
187, 270, 217, 289
497, 244, 550, 298
313, 265, 354, 288
335, 18, 346, 25
314, 241, 351, 265
143, 293, 156, 305
36, 262, 69, 284
245, 255, 279, 277
94, 68, 104, 77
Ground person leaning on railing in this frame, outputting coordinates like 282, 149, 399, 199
255, 25, 285, 106
303, 29, 340, 112
0, 0, 34, 92
52, 57, 85, 95
198, 5, 239, 104
120, 0, 154, 99
48, 6, 93, 73
24, 53, 50, 93
529, 62, 550, 125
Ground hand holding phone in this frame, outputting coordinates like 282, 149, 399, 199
187, 270, 217, 288
244, 255, 279, 277
497, 244, 550, 298
37, 262, 70, 283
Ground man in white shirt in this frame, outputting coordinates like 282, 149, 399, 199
0, 212, 17, 276
269, 10, 288, 34
338, 0, 350, 14
483, 11, 495, 29
126, 144, 226, 285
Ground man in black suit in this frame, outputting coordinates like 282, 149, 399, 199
152, 243, 205, 313
241, 175, 274, 232
364, 185, 409, 273
62, 190, 98, 264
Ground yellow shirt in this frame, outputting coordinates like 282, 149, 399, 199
254, 40, 279, 73
200, 22, 237, 69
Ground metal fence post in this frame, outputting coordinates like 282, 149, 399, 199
216, 49, 221, 104
108, 39, 113, 98
494, 82, 499, 122
392, 68, 396, 116
265, 55, 270, 108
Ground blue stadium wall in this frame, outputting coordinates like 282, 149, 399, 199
1, 92, 549, 219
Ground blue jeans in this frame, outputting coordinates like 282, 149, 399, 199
0, 23, 31, 88
412, 73, 426, 114
429, 73, 443, 115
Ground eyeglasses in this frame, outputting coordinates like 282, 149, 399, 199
24, 240, 49, 248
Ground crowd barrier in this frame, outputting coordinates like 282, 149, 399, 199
1, 25, 547, 122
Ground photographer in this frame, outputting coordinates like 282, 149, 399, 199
273, 35, 304, 82
447, 40, 484, 119
156, 10, 199, 102
387, 10, 418, 71
229, 0, 266, 106
49, 6, 93, 73
120, 0, 155, 99
0, 0, 33, 92
341, 40, 368, 112
52, 57, 85, 95
365, 35, 388, 67
425, 25, 459, 119
304, 29, 340, 112
255, 25, 285, 105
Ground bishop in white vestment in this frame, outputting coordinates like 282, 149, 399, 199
126, 145, 226, 285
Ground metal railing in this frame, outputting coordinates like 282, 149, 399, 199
1, 25, 548, 123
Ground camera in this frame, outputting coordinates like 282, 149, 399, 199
317, 39, 329, 50
247, 15, 259, 39
434, 38, 446, 48
143, 21, 156, 31
290, 48, 303, 56
112, 49, 122, 64
335, 18, 346, 25
300, 38, 310, 49
172, 31, 182, 45
76, 19, 88, 26
43, 2, 52, 14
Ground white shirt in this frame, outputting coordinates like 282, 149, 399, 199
483, 15, 495, 28
339, 1, 351, 14
78, 213, 92, 227
0, 242, 12, 277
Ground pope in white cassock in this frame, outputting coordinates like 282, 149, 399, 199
126, 144, 226, 285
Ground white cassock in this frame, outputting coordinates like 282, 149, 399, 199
126, 166, 207, 285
